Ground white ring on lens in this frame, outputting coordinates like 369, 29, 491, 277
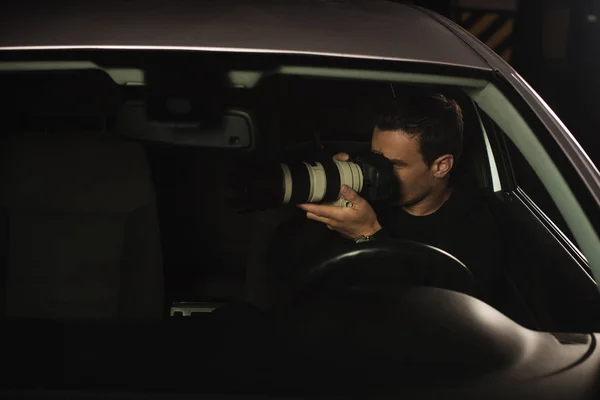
304, 162, 327, 203
281, 163, 292, 204
349, 162, 364, 193
334, 161, 363, 197
335, 161, 351, 194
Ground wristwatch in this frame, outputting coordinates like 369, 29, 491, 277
353, 228, 384, 244
354, 235, 376, 244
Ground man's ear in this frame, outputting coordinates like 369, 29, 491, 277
431, 154, 454, 179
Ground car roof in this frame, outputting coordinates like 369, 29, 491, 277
0, 0, 491, 70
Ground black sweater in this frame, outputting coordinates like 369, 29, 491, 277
268, 186, 504, 300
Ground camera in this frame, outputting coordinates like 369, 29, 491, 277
232, 152, 399, 211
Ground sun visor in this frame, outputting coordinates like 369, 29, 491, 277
116, 101, 254, 150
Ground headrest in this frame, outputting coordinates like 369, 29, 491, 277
0, 132, 154, 213
34, 69, 122, 117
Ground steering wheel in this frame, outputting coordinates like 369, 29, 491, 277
296, 241, 474, 295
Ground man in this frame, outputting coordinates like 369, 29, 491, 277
269, 93, 503, 301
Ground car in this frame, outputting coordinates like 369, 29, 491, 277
2, 0, 600, 398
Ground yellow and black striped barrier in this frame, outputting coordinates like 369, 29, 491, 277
457, 9, 514, 63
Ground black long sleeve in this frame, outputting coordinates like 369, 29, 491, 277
267, 187, 505, 301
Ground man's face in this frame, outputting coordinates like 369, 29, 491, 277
371, 127, 438, 207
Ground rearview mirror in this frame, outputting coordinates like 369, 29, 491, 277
116, 102, 254, 149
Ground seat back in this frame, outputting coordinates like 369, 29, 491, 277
0, 70, 164, 320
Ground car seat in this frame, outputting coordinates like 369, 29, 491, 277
0, 69, 164, 320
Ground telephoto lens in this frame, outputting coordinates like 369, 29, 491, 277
232, 152, 398, 211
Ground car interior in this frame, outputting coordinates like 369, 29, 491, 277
2, 50, 600, 396
0, 63, 497, 316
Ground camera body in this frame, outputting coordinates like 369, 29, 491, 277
352, 152, 400, 205
233, 152, 399, 211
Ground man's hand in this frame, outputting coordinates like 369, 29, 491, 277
333, 152, 350, 162
298, 184, 382, 239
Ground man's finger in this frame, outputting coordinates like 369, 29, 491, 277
333, 152, 350, 161
340, 185, 365, 206
306, 212, 333, 225
299, 203, 342, 220
326, 224, 336, 230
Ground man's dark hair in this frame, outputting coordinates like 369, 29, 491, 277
375, 93, 464, 167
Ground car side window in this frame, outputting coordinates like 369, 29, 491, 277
483, 115, 577, 244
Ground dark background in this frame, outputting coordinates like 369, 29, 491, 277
407, 0, 600, 167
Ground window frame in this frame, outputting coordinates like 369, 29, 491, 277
466, 79, 600, 281
472, 102, 503, 193
476, 105, 591, 277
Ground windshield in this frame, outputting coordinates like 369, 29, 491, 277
1, 49, 598, 396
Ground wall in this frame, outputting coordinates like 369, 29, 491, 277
453, 0, 517, 63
